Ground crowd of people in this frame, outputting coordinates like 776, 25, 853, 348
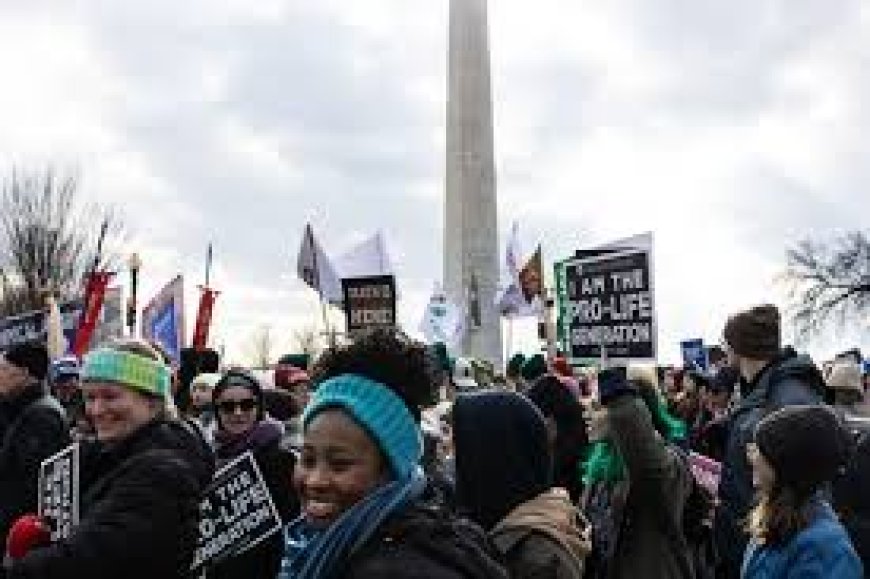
0, 303, 868, 578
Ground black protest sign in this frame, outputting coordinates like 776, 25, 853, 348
38, 443, 81, 541
556, 241, 656, 362
342, 275, 397, 334
192, 451, 283, 570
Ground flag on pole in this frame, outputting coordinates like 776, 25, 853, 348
335, 231, 394, 280
297, 224, 342, 303
420, 284, 465, 350
142, 275, 186, 365
518, 244, 545, 316
45, 294, 66, 360
192, 288, 218, 351
193, 244, 218, 351
495, 222, 543, 317
71, 271, 114, 357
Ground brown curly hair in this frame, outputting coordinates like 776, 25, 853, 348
310, 328, 439, 421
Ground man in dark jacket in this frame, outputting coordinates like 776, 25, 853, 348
0, 344, 70, 572
713, 305, 824, 577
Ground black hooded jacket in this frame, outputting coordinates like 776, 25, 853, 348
0, 380, 69, 556
453, 392, 553, 531
9, 418, 215, 579
344, 493, 509, 579
525, 375, 589, 503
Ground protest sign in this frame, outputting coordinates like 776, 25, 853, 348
0, 301, 82, 352
681, 339, 708, 372
555, 234, 656, 363
342, 275, 397, 334
192, 452, 282, 570
688, 451, 722, 495
38, 443, 81, 541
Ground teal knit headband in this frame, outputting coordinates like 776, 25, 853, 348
303, 374, 422, 480
82, 348, 171, 399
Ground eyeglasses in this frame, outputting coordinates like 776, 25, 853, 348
217, 399, 257, 414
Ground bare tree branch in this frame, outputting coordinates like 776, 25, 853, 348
784, 231, 870, 340
0, 167, 124, 317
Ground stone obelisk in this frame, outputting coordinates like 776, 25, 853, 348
444, 0, 503, 369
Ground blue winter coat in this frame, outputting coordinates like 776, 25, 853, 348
714, 349, 825, 575
742, 501, 862, 578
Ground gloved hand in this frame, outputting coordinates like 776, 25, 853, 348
597, 367, 635, 405
5, 514, 51, 562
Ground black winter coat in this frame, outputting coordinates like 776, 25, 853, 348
206, 428, 299, 579
713, 348, 824, 577
0, 381, 69, 553
8, 418, 214, 579
343, 498, 509, 579
834, 427, 870, 572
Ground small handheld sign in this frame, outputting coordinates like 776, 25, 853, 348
681, 339, 708, 372
38, 443, 81, 541
342, 275, 397, 335
191, 451, 283, 570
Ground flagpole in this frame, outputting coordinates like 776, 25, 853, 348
504, 315, 514, 372
308, 226, 332, 344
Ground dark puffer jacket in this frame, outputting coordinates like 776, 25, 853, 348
833, 427, 870, 572
713, 348, 824, 576
8, 418, 214, 579
206, 421, 299, 579
586, 396, 695, 579
0, 380, 70, 555
343, 496, 509, 579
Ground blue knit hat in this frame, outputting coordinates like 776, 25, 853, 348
303, 374, 423, 480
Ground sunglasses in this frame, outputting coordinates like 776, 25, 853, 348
217, 399, 257, 414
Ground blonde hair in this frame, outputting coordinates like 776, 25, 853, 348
747, 487, 814, 546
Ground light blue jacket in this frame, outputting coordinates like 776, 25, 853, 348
742, 501, 863, 578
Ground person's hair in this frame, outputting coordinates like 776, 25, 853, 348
103, 338, 178, 419
584, 378, 686, 485
112, 339, 162, 361
310, 328, 439, 421
708, 345, 727, 365
747, 486, 815, 546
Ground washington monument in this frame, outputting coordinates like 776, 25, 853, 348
444, 0, 503, 368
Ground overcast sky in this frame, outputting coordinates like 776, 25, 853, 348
0, 0, 867, 365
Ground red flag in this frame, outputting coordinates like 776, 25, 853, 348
192, 287, 218, 351
72, 271, 113, 356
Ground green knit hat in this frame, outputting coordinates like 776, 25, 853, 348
506, 354, 526, 378
521, 354, 547, 381
82, 348, 172, 399
278, 353, 311, 371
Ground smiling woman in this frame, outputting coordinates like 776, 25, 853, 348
4, 339, 215, 579
279, 328, 508, 579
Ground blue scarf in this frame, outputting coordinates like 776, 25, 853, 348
279, 467, 427, 578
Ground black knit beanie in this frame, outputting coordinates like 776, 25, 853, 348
755, 405, 850, 497
3, 343, 49, 381
723, 304, 781, 360
213, 369, 265, 423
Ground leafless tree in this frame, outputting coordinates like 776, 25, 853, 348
0, 167, 123, 316
291, 325, 322, 360
247, 324, 273, 369
784, 231, 870, 340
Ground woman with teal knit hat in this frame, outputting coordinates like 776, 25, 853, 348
581, 367, 695, 579
3, 339, 214, 579
279, 328, 507, 579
